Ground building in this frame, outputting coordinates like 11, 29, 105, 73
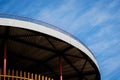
0, 14, 100, 80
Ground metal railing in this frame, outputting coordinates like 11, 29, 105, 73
0, 68, 53, 80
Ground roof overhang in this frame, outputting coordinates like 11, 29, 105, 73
0, 18, 99, 68
0, 16, 100, 80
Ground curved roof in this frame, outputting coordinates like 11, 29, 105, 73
0, 1, 120, 80
0, 16, 100, 80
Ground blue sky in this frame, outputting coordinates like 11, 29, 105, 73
0, 0, 120, 80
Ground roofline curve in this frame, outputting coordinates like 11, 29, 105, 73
0, 16, 99, 70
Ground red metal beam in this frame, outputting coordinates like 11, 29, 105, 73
59, 56, 63, 80
3, 42, 7, 80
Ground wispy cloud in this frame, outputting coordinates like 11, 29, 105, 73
86, 24, 120, 43
95, 42, 120, 80
33, 0, 113, 36
100, 54, 120, 80
36, 0, 79, 30
70, 0, 120, 34
0, 0, 120, 80
89, 38, 119, 54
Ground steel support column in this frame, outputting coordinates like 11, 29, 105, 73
59, 56, 63, 80
3, 42, 7, 80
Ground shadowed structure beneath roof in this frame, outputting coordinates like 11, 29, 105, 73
0, 26, 100, 80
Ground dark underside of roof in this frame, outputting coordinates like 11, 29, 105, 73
0, 26, 100, 80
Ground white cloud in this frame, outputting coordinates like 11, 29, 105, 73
32, 0, 120, 37
86, 25, 120, 43
68, 1, 113, 34
89, 38, 119, 53
108, 0, 120, 8
37, 0, 77, 20
34, 0, 80, 31
0, 0, 120, 80
100, 55, 120, 78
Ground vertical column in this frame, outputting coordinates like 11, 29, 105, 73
0, 68, 2, 80
45, 76, 47, 80
12, 69, 14, 80
35, 74, 37, 80
59, 56, 63, 80
24, 72, 26, 80
48, 77, 50, 80
38, 74, 41, 80
20, 70, 22, 80
8, 69, 10, 80
42, 76, 44, 80
31, 73, 33, 80
28, 72, 30, 79
3, 43, 7, 80
51, 78, 54, 80
16, 70, 18, 80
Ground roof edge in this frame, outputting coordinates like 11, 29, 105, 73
0, 17, 100, 71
